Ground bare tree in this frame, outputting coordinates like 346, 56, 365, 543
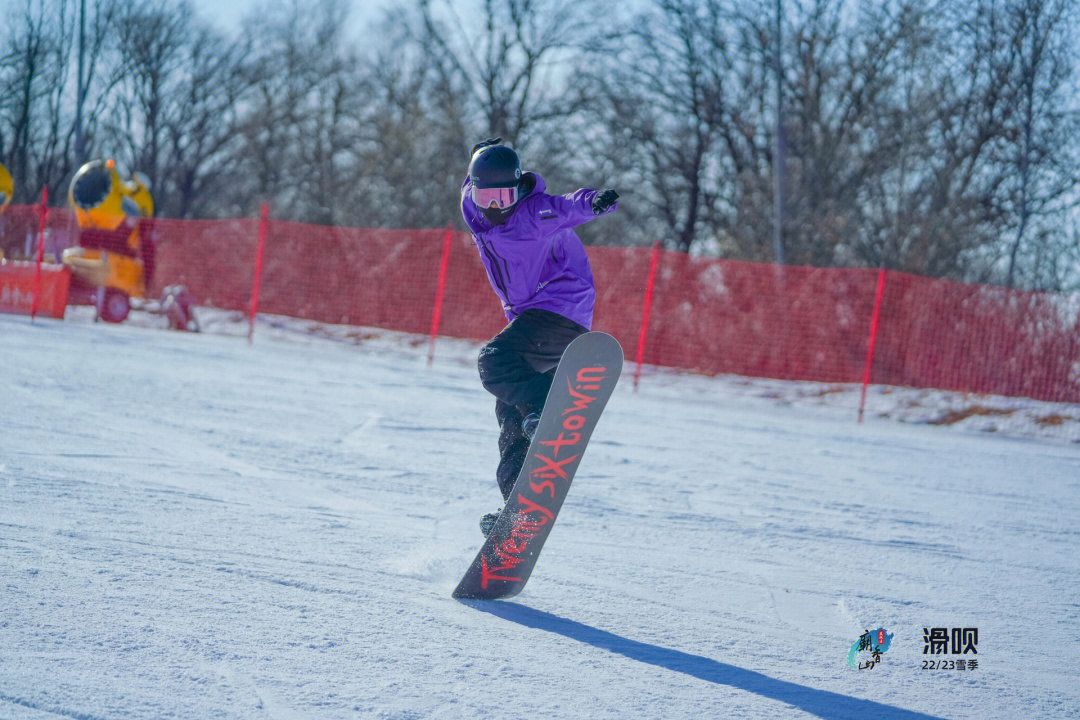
335, 0, 597, 230
341, 8, 468, 228
416, 0, 589, 152
583, 0, 743, 254
777, 1, 959, 272
0, 0, 125, 202
157, 25, 247, 218
0, 0, 76, 201
0, 0, 53, 202
227, 0, 362, 223
997, 0, 1080, 288
109, 0, 190, 201
581, 0, 1078, 285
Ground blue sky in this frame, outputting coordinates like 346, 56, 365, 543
190, 0, 248, 29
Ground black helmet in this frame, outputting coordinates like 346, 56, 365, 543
469, 145, 522, 188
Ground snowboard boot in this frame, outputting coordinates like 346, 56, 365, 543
521, 412, 541, 441
480, 509, 501, 538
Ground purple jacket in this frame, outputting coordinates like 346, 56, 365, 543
461, 172, 615, 330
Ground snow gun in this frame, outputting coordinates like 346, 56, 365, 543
0, 162, 12, 212
62, 159, 197, 330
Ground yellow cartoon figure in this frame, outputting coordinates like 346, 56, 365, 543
62, 159, 155, 322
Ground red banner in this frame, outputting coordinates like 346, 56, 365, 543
0, 261, 71, 319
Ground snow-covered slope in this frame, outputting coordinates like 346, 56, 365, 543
2, 310, 1078, 719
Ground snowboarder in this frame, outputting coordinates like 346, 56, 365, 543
460, 137, 619, 535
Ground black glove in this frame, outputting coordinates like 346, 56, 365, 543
471, 137, 502, 155
592, 189, 619, 215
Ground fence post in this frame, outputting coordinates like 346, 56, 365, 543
634, 242, 662, 391
248, 202, 268, 344
858, 267, 887, 423
428, 227, 454, 366
30, 187, 48, 321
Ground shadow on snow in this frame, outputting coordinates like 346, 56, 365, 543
462, 600, 945, 720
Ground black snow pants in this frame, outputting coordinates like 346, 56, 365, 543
477, 309, 588, 500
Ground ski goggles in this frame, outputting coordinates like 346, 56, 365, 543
472, 185, 518, 209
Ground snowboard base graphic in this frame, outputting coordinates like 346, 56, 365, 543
452, 331, 623, 600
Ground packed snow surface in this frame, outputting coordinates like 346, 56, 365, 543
2, 309, 1078, 719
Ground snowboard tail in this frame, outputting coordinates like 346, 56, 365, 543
453, 331, 623, 600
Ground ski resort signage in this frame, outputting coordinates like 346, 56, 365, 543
0, 261, 71, 319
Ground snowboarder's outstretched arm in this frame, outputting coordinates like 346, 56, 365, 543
539, 188, 619, 232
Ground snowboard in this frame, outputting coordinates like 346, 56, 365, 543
453, 331, 623, 600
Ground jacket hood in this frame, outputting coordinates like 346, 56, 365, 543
523, 171, 544, 196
